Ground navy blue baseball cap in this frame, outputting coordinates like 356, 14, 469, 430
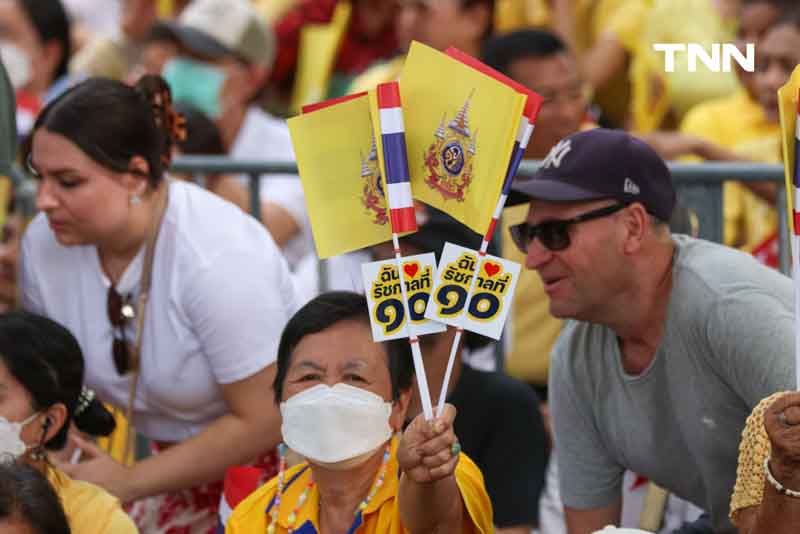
512, 128, 676, 222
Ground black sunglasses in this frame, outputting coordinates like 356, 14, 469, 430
509, 203, 626, 253
107, 286, 136, 374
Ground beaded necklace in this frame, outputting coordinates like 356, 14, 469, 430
266, 441, 393, 534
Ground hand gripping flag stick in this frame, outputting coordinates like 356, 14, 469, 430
435, 113, 537, 417
793, 90, 800, 389
377, 82, 435, 420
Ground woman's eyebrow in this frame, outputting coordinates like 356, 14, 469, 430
292, 360, 325, 371
341, 361, 368, 372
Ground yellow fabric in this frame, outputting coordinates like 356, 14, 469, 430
252, 0, 299, 23
348, 56, 405, 94
399, 42, 525, 235
226, 437, 493, 534
438, 0, 646, 125
96, 404, 135, 466
47, 468, 139, 534
588, 0, 649, 129
777, 65, 800, 237
68, 35, 131, 81
501, 203, 562, 386
493, 0, 550, 32
290, 2, 352, 112
679, 88, 779, 250
729, 391, 790, 525
631, 0, 739, 133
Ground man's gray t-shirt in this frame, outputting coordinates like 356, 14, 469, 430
550, 235, 794, 534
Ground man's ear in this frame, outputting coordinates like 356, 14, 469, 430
621, 203, 649, 254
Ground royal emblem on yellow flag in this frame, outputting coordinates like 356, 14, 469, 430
360, 135, 388, 226
424, 91, 476, 202
400, 41, 525, 235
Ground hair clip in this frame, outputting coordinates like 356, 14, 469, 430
74, 386, 96, 417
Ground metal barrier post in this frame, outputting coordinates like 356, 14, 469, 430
248, 173, 261, 222
778, 188, 791, 275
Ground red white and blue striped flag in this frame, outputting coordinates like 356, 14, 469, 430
793, 91, 800, 390
793, 93, 800, 235
377, 82, 417, 234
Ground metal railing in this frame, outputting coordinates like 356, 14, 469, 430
15, 157, 791, 273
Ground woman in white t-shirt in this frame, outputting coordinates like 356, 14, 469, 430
20, 75, 297, 533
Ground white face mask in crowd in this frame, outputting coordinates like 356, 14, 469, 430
280, 383, 393, 470
0, 41, 31, 90
0, 412, 40, 462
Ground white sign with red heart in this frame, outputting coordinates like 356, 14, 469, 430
361, 252, 447, 342
425, 242, 521, 340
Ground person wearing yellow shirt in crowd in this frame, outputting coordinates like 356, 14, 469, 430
226, 292, 492, 534
482, 28, 592, 408
491, 0, 648, 128
630, 0, 742, 133
547, 0, 649, 128
0, 311, 138, 534
349, 0, 494, 93
677, 0, 792, 258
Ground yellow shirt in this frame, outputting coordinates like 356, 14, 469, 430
631, 0, 739, 132
347, 56, 405, 95
501, 203, 562, 387
48, 468, 139, 534
679, 88, 779, 250
226, 438, 493, 534
514, 0, 648, 127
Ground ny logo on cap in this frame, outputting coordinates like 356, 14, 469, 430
542, 139, 572, 169
623, 178, 640, 195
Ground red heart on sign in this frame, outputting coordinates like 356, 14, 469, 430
404, 263, 419, 278
483, 262, 501, 277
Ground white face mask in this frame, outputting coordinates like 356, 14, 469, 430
280, 383, 393, 469
0, 41, 31, 90
0, 412, 40, 463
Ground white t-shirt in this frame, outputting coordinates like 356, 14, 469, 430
230, 106, 313, 270
21, 180, 298, 443
62, 0, 122, 37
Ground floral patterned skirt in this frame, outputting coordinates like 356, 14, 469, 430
126, 444, 279, 534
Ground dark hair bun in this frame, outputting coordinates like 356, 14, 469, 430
73, 398, 116, 438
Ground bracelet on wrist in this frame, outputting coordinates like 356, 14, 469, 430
764, 457, 800, 498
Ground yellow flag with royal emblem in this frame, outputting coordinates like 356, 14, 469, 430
777, 64, 800, 237
288, 92, 394, 258
398, 41, 526, 235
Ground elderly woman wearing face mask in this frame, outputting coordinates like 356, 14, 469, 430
0, 311, 138, 534
226, 291, 493, 534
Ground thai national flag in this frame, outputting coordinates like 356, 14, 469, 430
377, 82, 417, 234
794, 92, 800, 235
793, 90, 800, 391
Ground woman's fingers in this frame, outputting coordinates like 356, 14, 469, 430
424, 453, 459, 482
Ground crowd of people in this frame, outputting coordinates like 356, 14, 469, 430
0, 0, 797, 533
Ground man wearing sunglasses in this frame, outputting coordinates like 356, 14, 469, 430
510, 128, 795, 534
